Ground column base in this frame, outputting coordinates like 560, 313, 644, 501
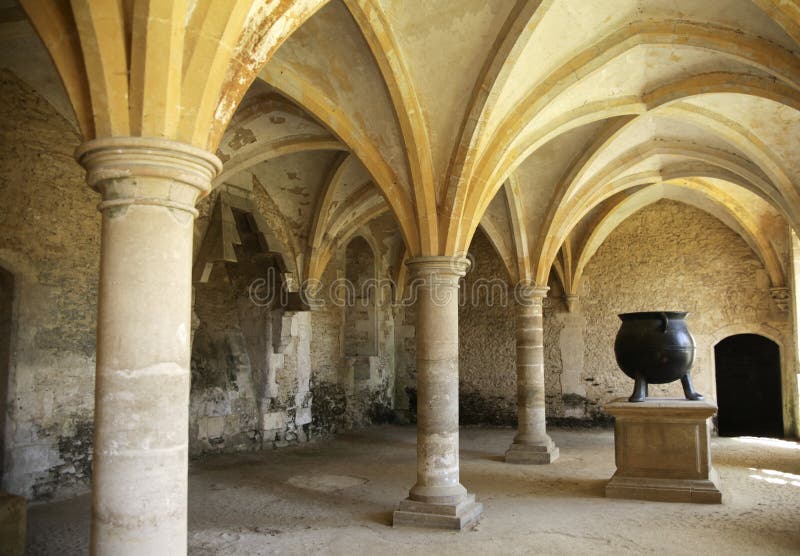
606, 470, 722, 504
392, 494, 483, 530
505, 439, 559, 464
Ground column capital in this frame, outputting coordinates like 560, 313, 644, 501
769, 286, 790, 312
406, 256, 470, 280
566, 294, 580, 312
75, 136, 222, 216
515, 283, 549, 308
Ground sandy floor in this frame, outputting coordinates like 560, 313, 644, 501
27, 425, 800, 555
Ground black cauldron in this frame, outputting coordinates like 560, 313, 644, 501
614, 311, 703, 402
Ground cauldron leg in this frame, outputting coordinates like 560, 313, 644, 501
629, 373, 648, 402
681, 374, 703, 400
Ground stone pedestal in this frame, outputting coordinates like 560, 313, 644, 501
605, 398, 722, 504
506, 288, 559, 464
392, 257, 482, 530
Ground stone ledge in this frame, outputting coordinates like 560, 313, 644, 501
393, 494, 483, 530
605, 398, 717, 420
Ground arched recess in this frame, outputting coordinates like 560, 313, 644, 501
565, 182, 787, 297
535, 149, 793, 287
709, 323, 795, 437
310, 191, 389, 283
714, 334, 783, 437
344, 236, 378, 363
0, 265, 14, 480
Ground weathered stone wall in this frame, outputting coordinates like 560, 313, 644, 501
311, 226, 397, 431
393, 301, 417, 420
344, 236, 377, 357
189, 224, 398, 455
458, 230, 516, 425
0, 70, 98, 499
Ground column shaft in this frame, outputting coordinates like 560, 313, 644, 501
410, 259, 466, 503
76, 138, 220, 555
393, 256, 482, 530
506, 287, 558, 464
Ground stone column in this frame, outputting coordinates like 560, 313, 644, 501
75, 137, 221, 555
393, 257, 482, 530
506, 286, 559, 464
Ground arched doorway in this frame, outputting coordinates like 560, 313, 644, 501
714, 334, 783, 437
0, 266, 14, 479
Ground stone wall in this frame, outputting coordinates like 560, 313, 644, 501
310, 228, 397, 431
0, 70, 98, 499
190, 221, 399, 457
190, 258, 316, 454
458, 230, 517, 425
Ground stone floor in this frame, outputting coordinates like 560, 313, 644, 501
27, 425, 800, 555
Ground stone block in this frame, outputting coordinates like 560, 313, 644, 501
353, 359, 371, 381
263, 411, 286, 431
295, 406, 312, 426
0, 491, 26, 556
605, 398, 722, 504
207, 416, 225, 439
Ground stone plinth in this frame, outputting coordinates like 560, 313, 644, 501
393, 495, 484, 530
605, 398, 722, 504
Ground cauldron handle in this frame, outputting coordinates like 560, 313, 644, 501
659, 312, 669, 333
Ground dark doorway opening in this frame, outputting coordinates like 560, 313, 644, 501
0, 266, 14, 478
714, 334, 783, 437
